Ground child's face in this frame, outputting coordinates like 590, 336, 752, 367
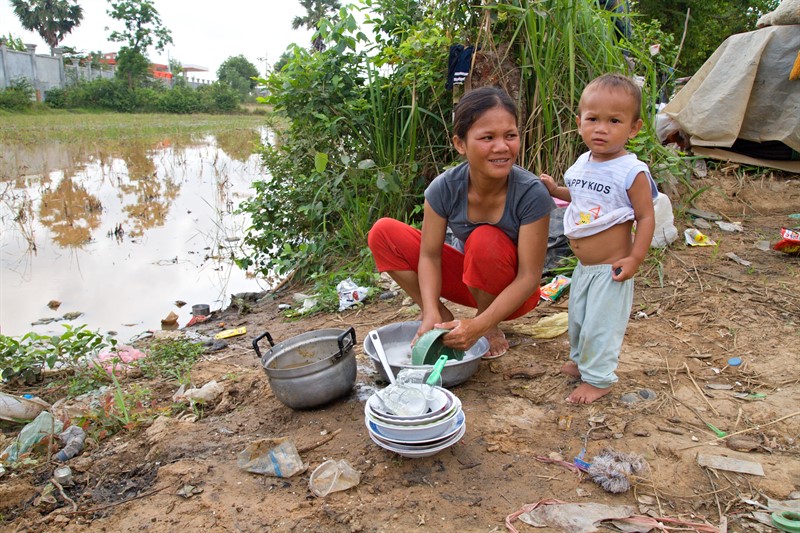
576, 86, 643, 162
453, 105, 520, 182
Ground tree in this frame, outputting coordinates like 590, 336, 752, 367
106, 0, 173, 53
217, 55, 259, 98
291, 0, 342, 52
9, 0, 84, 54
632, 0, 779, 75
106, 0, 173, 88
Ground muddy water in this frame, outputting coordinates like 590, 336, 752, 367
0, 128, 268, 342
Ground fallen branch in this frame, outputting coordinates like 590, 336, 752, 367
63, 485, 169, 516
681, 410, 800, 450
297, 428, 342, 454
683, 362, 720, 416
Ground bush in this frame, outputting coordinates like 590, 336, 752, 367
0, 79, 34, 110
157, 86, 201, 114
45, 87, 68, 108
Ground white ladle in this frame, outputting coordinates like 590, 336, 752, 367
369, 330, 396, 385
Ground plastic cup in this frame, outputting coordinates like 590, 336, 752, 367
309, 459, 361, 497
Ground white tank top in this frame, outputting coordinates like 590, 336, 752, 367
562, 152, 657, 239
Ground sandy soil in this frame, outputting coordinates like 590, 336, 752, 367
1, 168, 799, 533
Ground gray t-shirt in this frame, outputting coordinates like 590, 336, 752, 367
424, 161, 555, 251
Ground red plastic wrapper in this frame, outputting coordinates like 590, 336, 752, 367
773, 227, 800, 255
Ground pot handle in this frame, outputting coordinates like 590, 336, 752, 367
334, 327, 356, 361
252, 331, 275, 358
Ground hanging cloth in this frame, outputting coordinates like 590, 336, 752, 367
446, 44, 474, 90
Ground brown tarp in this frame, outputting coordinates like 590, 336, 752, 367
662, 25, 800, 172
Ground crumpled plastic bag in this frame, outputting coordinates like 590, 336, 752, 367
507, 312, 569, 339
172, 380, 224, 404
336, 278, 369, 311
237, 437, 306, 477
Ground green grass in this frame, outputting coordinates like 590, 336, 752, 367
0, 111, 267, 144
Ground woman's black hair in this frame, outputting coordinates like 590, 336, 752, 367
452, 86, 518, 140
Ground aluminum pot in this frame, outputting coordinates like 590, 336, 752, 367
363, 321, 488, 387
254, 327, 356, 410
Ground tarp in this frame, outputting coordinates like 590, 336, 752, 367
662, 25, 800, 170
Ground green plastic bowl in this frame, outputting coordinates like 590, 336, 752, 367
411, 329, 465, 365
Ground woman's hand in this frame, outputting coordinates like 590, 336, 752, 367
414, 313, 442, 346
434, 318, 484, 351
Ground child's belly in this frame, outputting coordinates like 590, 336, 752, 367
569, 222, 634, 265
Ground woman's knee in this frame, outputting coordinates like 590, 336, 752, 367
464, 225, 516, 265
368, 217, 400, 250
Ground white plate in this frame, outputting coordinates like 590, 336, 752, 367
367, 386, 453, 421
369, 409, 465, 446
365, 393, 461, 427
369, 423, 467, 458
366, 409, 464, 442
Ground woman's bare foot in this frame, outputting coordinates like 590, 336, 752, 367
566, 383, 611, 404
560, 361, 581, 378
482, 327, 509, 359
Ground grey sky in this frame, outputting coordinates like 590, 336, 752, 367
1, 0, 314, 79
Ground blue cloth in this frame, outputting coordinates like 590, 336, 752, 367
447, 44, 474, 90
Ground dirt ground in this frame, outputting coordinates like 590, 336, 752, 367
1, 168, 799, 533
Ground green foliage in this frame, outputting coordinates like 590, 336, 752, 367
135, 339, 203, 385
0, 79, 35, 110
38, 78, 242, 114
632, 0, 779, 75
1, 33, 27, 51
107, 0, 173, 53
0, 325, 116, 382
114, 46, 151, 88
217, 55, 260, 98
238, 3, 451, 284
292, 0, 343, 51
9, 0, 84, 51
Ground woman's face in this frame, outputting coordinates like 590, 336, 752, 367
453, 105, 519, 183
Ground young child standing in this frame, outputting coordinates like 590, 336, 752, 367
541, 73, 657, 404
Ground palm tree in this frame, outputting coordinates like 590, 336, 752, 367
10, 0, 84, 55
291, 0, 342, 52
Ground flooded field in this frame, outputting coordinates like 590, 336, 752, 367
0, 114, 269, 343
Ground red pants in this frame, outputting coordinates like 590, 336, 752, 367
367, 218, 540, 320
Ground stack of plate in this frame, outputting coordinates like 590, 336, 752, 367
364, 386, 465, 458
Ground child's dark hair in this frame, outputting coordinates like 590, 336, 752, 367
580, 73, 642, 121
453, 86, 518, 140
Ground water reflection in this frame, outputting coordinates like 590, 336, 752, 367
0, 127, 267, 342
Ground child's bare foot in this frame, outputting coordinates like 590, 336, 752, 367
560, 361, 581, 378
566, 383, 611, 404
482, 327, 509, 359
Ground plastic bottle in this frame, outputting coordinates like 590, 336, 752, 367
651, 192, 678, 248
53, 425, 86, 462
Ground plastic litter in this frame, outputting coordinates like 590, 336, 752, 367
214, 327, 246, 339
507, 312, 569, 339
308, 459, 361, 497
685, 228, 716, 246
0, 392, 50, 422
52, 425, 86, 462
1, 411, 64, 463
774, 227, 800, 255
336, 278, 369, 311
53, 465, 73, 486
716, 220, 744, 232
96, 345, 148, 376
236, 437, 306, 477
651, 193, 679, 248
172, 380, 224, 404
540, 275, 571, 302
